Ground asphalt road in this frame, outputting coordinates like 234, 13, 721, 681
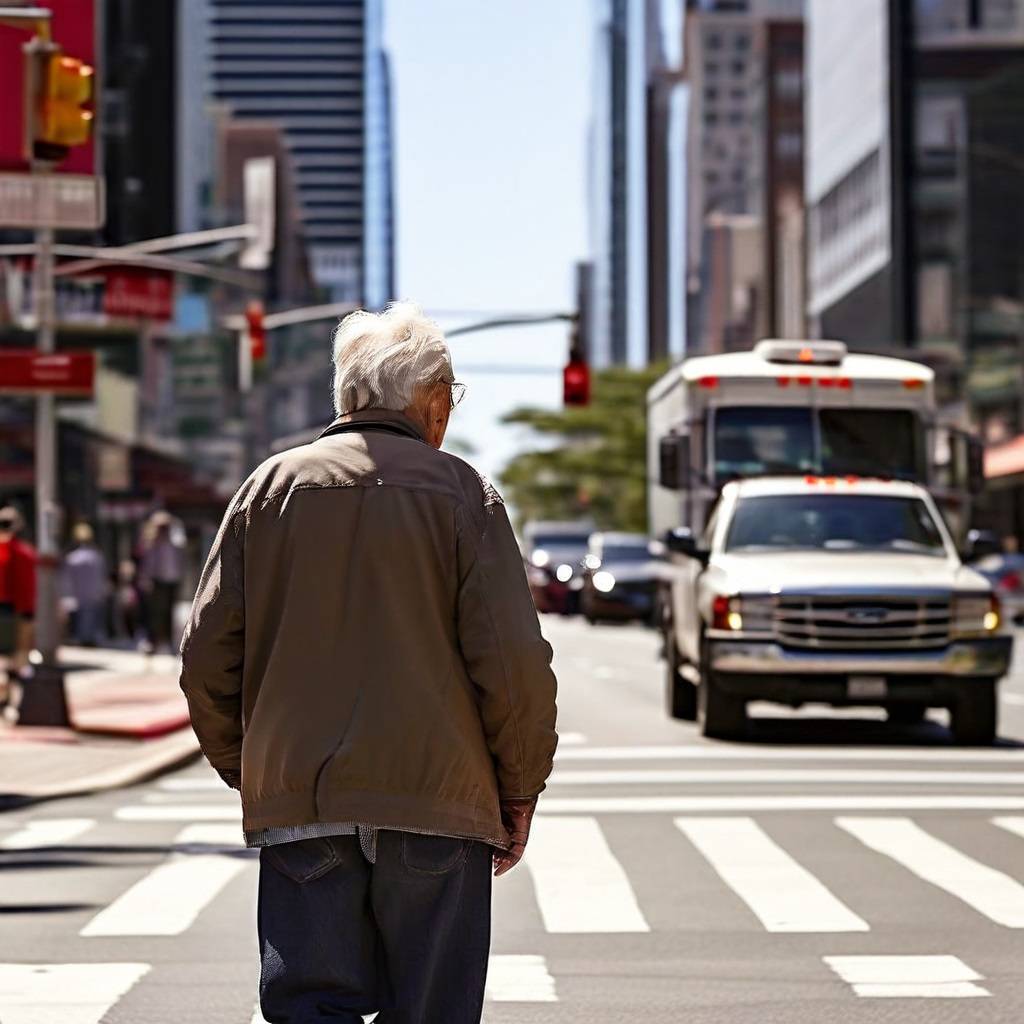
2, 615, 1024, 1023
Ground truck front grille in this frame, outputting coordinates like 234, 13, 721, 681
769, 596, 952, 650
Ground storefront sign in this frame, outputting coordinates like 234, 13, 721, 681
0, 350, 95, 395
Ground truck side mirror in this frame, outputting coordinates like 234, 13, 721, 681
967, 436, 985, 496
664, 527, 709, 566
658, 432, 690, 491
964, 528, 1001, 563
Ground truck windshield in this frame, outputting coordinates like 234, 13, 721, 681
724, 494, 947, 556
713, 407, 923, 481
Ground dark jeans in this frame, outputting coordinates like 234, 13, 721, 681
257, 831, 493, 1023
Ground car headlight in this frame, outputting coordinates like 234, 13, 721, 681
584, 554, 601, 570
527, 566, 548, 587
593, 570, 616, 593
531, 548, 550, 568
555, 563, 574, 583
952, 592, 1001, 636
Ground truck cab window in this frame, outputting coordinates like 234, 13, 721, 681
819, 409, 922, 480
713, 407, 814, 481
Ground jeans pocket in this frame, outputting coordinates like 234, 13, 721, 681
264, 837, 341, 884
400, 833, 471, 876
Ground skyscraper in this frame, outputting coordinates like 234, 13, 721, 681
202, 0, 394, 304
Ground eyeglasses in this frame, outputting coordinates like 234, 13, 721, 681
449, 382, 467, 410
0, 519, 15, 531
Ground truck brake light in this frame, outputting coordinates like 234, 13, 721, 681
698, 376, 719, 389
903, 379, 925, 390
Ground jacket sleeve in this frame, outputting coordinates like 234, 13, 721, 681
13, 542, 36, 618
178, 500, 246, 787
456, 494, 558, 800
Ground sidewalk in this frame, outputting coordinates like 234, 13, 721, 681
0, 646, 200, 807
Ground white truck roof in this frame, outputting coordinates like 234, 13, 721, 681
724, 476, 931, 500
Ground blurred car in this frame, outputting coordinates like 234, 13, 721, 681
522, 520, 594, 615
581, 532, 666, 625
970, 552, 1024, 624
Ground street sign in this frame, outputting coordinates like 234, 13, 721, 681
0, 349, 94, 395
102, 267, 173, 320
0, 170, 104, 229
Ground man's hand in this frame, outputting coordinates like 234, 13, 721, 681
493, 796, 537, 877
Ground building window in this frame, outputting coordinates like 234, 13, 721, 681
728, 110, 745, 125
775, 132, 802, 159
705, 112, 719, 126
705, 87, 719, 102
707, 32, 723, 49
705, 61, 720, 76
775, 68, 802, 99
734, 33, 750, 51
731, 60, 746, 76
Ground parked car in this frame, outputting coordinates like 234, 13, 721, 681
581, 532, 665, 624
662, 476, 1012, 743
970, 551, 1024, 624
522, 520, 594, 615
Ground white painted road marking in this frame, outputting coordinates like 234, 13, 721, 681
555, 744, 1024, 762
174, 823, 245, 848
550, 768, 1024, 785
0, 963, 150, 1023
485, 955, 558, 1002
0, 818, 95, 850
81, 826, 247, 936
557, 731, 587, 745
116, 804, 242, 822
157, 777, 227, 792
675, 817, 868, 933
538, 795, 1024, 813
993, 815, 1024, 840
824, 955, 990, 998
837, 817, 1024, 928
524, 817, 649, 933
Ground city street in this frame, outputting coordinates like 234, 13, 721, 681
2, 615, 1024, 1023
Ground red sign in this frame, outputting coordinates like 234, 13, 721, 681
102, 268, 174, 321
0, 0, 97, 174
0, 350, 95, 395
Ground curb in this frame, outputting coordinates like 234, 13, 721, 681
0, 728, 201, 810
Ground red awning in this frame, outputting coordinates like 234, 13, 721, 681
985, 435, 1024, 480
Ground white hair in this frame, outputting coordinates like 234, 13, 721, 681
331, 301, 452, 415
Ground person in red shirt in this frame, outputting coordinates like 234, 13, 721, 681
0, 507, 36, 710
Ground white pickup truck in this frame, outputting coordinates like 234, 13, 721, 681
663, 476, 1012, 744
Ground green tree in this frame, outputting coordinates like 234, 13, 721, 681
499, 363, 667, 533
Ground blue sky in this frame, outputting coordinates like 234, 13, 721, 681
385, 0, 592, 481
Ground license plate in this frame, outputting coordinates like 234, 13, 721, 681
848, 675, 888, 699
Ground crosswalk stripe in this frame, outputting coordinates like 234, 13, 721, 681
80, 827, 247, 937
523, 817, 649, 933
0, 963, 150, 1023
485, 955, 558, 1002
837, 817, 1024, 928
157, 777, 226, 792
549, 768, 1024, 785
116, 804, 242, 822
538, 795, 1024, 813
175, 824, 245, 848
0, 818, 95, 850
993, 815, 1024, 840
675, 817, 869, 933
555, 745, 1024, 762
823, 955, 990, 998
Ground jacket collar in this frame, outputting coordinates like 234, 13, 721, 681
317, 408, 427, 444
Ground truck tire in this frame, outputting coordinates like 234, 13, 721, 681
950, 679, 998, 746
665, 637, 697, 721
698, 639, 747, 739
887, 703, 928, 726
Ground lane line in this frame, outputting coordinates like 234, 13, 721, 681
0, 818, 95, 850
81, 826, 247, 937
549, 768, 1024, 786
555, 745, 1024, 762
675, 817, 868, 933
157, 777, 227, 792
557, 731, 587, 746
0, 962, 150, 1023
175, 824, 245, 849
823, 955, 990, 998
837, 817, 1024, 928
538, 795, 1024, 814
116, 804, 242, 822
992, 816, 1024, 840
523, 817, 649, 933
485, 955, 558, 1002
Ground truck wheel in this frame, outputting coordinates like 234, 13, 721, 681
887, 703, 928, 726
665, 638, 697, 721
698, 638, 747, 739
950, 680, 998, 746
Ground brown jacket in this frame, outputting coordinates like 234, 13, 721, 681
179, 409, 558, 847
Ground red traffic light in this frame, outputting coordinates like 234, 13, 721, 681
563, 357, 590, 406
245, 300, 266, 361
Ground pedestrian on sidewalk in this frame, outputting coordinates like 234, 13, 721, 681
180, 301, 558, 1024
62, 523, 109, 647
138, 511, 185, 653
0, 506, 36, 713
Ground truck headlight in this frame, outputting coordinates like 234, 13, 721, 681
555, 563, 574, 583
952, 593, 1001, 636
712, 595, 773, 632
593, 570, 616, 593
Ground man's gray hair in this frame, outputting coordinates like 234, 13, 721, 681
331, 301, 452, 415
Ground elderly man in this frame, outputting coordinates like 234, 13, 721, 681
180, 302, 558, 1024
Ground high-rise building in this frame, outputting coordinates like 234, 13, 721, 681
198, 0, 394, 304
805, 0, 1024, 441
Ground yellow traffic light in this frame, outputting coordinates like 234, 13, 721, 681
38, 54, 94, 149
